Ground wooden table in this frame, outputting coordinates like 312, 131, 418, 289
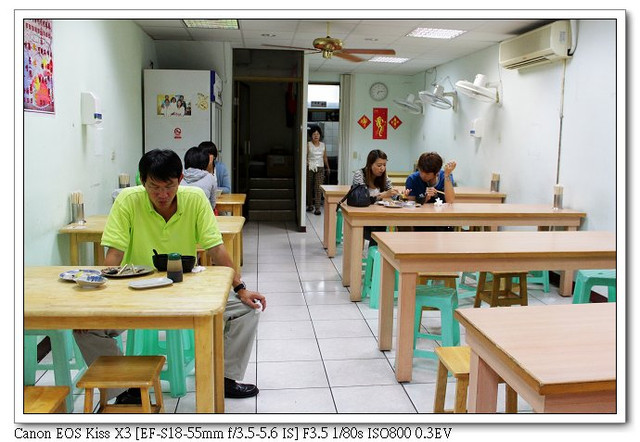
343, 203, 586, 300
320, 185, 507, 258
200, 216, 245, 272
372, 230, 615, 382
60, 215, 245, 270
216, 194, 246, 264
216, 193, 246, 216
24, 266, 233, 413
456, 303, 616, 413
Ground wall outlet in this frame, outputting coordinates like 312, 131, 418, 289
352, 152, 358, 159
111, 150, 116, 160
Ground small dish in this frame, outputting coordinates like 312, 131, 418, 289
59, 269, 102, 282
129, 277, 174, 290
75, 274, 107, 289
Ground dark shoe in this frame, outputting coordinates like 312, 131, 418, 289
114, 388, 142, 405
224, 378, 259, 399
314, 209, 321, 215
306, 206, 313, 212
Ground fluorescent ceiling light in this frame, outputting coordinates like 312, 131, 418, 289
183, 19, 239, 29
406, 27, 466, 39
369, 56, 409, 64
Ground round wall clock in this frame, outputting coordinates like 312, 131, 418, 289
369, 82, 388, 101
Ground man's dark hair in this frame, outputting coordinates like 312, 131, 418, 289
417, 152, 443, 174
138, 149, 183, 184
184, 146, 210, 170
198, 141, 218, 159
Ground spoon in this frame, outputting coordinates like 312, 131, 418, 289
153, 249, 159, 256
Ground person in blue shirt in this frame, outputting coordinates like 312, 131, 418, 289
405, 152, 457, 232
199, 141, 231, 194
405, 152, 457, 204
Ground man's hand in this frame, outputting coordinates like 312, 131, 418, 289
237, 288, 267, 311
444, 161, 457, 177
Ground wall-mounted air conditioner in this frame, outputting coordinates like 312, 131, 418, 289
499, 20, 572, 70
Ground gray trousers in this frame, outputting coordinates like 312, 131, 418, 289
73, 295, 259, 399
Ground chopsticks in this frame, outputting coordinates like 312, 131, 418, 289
70, 191, 83, 205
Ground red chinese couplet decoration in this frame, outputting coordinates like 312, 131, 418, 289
358, 115, 371, 129
372, 108, 388, 139
389, 115, 403, 130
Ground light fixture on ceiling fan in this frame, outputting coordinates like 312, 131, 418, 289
455, 74, 500, 103
419, 84, 458, 110
393, 94, 423, 114
262, 22, 396, 62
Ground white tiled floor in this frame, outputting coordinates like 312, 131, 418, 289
33, 207, 574, 414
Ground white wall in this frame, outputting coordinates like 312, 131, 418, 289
23, 20, 157, 265
348, 73, 421, 175
415, 20, 616, 232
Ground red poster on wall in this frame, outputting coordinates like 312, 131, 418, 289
24, 19, 54, 113
372, 108, 387, 139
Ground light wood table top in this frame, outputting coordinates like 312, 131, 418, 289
199, 216, 245, 271
24, 266, 233, 413
320, 185, 506, 258
342, 204, 587, 300
216, 193, 246, 215
371, 230, 616, 383
456, 303, 617, 413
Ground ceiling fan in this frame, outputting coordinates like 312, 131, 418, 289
262, 22, 396, 62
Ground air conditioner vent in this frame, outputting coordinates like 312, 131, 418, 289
499, 21, 572, 70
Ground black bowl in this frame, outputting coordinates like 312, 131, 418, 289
152, 254, 196, 273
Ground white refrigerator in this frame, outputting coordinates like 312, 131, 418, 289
143, 69, 222, 162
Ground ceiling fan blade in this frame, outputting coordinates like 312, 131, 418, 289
341, 48, 396, 55
262, 43, 318, 51
334, 52, 365, 62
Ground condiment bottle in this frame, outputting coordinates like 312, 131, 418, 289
167, 252, 183, 283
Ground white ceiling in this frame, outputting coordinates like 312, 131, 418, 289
134, 18, 552, 75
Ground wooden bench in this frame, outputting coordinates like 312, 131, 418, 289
76, 356, 165, 413
434, 346, 518, 413
24, 386, 70, 413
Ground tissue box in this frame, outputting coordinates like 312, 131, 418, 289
267, 155, 293, 178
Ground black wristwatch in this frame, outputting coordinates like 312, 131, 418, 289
233, 282, 247, 293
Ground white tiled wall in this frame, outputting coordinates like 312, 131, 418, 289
319, 121, 340, 157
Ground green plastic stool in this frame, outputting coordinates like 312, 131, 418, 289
512, 271, 550, 293
336, 209, 343, 244
572, 269, 616, 304
456, 272, 481, 300
126, 329, 194, 397
413, 286, 461, 360
361, 246, 378, 300
24, 330, 85, 412
368, 246, 399, 309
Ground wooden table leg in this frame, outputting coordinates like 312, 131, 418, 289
467, 345, 500, 413
93, 242, 105, 265
342, 221, 352, 287
558, 226, 578, 296
394, 272, 417, 382
213, 313, 225, 413
323, 198, 330, 249
378, 257, 396, 351
232, 206, 243, 266
347, 226, 364, 301
69, 234, 79, 266
194, 316, 214, 413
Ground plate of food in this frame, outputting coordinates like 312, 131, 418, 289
75, 274, 108, 289
383, 201, 404, 209
59, 269, 102, 282
101, 264, 155, 278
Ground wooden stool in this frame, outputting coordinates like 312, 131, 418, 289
434, 346, 517, 413
474, 271, 529, 307
417, 272, 459, 289
24, 386, 70, 413
76, 356, 165, 413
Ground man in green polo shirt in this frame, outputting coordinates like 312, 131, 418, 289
73, 149, 266, 403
